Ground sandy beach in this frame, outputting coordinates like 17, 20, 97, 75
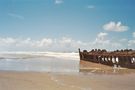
0, 69, 135, 90
0, 59, 135, 90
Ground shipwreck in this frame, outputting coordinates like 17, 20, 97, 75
79, 49, 135, 69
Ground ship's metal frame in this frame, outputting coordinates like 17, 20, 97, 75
79, 49, 135, 69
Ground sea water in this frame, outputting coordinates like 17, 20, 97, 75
0, 52, 80, 72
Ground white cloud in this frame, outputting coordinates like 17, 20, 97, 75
0, 35, 134, 52
92, 32, 110, 49
0, 37, 89, 52
38, 38, 53, 47
97, 32, 108, 38
93, 32, 109, 44
119, 38, 128, 42
126, 32, 135, 49
55, 0, 63, 4
57, 37, 90, 51
87, 5, 95, 9
8, 13, 24, 20
90, 32, 131, 50
128, 40, 135, 47
133, 32, 135, 38
103, 21, 129, 32
0, 37, 16, 44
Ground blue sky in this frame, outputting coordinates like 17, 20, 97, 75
0, 0, 135, 52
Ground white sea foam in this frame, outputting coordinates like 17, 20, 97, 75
0, 52, 79, 60
0, 52, 80, 72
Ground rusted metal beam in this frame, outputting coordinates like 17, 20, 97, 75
79, 49, 135, 69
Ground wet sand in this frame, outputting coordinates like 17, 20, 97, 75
80, 60, 135, 74
0, 60, 135, 90
0, 70, 135, 90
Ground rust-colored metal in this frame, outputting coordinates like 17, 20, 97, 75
79, 48, 135, 69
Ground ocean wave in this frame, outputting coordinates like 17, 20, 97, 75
0, 52, 79, 60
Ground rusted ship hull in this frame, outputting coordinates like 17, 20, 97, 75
79, 49, 135, 69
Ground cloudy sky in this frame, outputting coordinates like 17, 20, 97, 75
0, 0, 135, 52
